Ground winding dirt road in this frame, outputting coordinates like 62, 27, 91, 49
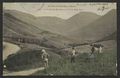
3, 67, 45, 76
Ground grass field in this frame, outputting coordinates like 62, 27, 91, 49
4, 40, 117, 76
32, 47, 117, 76
4, 48, 61, 71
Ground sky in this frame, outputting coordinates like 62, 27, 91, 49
3, 2, 116, 19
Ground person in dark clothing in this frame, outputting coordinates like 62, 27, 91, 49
91, 46, 95, 55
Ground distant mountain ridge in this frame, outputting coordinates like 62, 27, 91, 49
3, 10, 77, 49
3, 9, 117, 48
67, 12, 100, 31
4, 10, 101, 35
68, 9, 117, 43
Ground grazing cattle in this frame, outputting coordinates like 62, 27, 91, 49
90, 43, 104, 54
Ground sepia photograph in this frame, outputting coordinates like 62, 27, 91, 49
3, 2, 117, 76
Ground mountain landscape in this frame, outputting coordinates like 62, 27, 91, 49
3, 10, 78, 49
66, 12, 100, 32
3, 9, 117, 44
3, 10, 100, 35
68, 9, 117, 43
3, 9, 117, 76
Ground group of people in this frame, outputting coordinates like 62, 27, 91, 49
90, 43, 104, 54
41, 43, 104, 68
3, 43, 104, 70
71, 43, 104, 63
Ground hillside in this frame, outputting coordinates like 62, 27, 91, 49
3, 10, 76, 49
3, 9, 117, 76
68, 9, 117, 43
4, 10, 100, 35
96, 32, 117, 42
3, 12, 43, 37
67, 12, 100, 32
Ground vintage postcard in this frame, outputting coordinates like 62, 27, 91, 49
3, 2, 117, 76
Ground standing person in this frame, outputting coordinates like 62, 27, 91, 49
41, 49, 49, 68
88, 44, 96, 61
71, 47, 76, 63
90, 44, 95, 55
98, 44, 104, 53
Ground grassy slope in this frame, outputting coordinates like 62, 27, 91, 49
4, 10, 100, 35
32, 40, 117, 76
3, 9, 117, 75
67, 12, 100, 32
96, 32, 117, 42
4, 43, 61, 71
4, 40, 117, 75
3, 10, 77, 49
69, 9, 117, 43
3, 12, 43, 37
